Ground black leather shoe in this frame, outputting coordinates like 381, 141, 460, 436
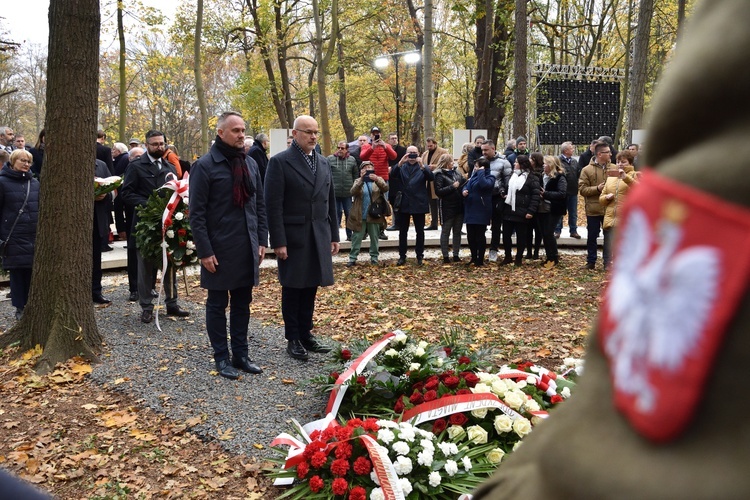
379, 231, 388, 240
128, 291, 138, 302
93, 294, 112, 304
151, 289, 159, 298
397, 257, 406, 266
166, 305, 190, 317
215, 359, 240, 380
232, 356, 263, 374
141, 310, 154, 323
584, 262, 596, 270
301, 336, 332, 353
347, 261, 356, 267
417, 258, 424, 266
424, 226, 438, 230
102, 245, 114, 252
453, 256, 461, 262
287, 340, 309, 360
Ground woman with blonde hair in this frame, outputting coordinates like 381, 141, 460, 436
600, 149, 639, 271
457, 143, 472, 178
539, 155, 568, 267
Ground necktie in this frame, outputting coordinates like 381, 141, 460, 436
154, 158, 161, 170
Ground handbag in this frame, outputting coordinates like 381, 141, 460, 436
393, 191, 403, 212
0, 180, 31, 257
365, 182, 390, 218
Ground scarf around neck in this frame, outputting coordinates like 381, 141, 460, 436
214, 135, 254, 207
505, 170, 528, 212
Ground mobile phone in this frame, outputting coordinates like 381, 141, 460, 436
365, 170, 375, 177
607, 170, 620, 177
408, 152, 418, 159
374, 134, 380, 141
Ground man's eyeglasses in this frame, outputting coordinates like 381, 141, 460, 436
337, 146, 347, 150
147, 142, 165, 147
295, 129, 319, 136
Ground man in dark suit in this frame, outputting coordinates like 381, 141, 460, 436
264, 115, 339, 361
190, 112, 268, 380
121, 130, 190, 323
93, 159, 113, 304
96, 130, 115, 251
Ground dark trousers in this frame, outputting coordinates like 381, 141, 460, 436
489, 197, 504, 250
335, 196, 352, 239
138, 250, 177, 311
281, 286, 318, 341
466, 224, 487, 265
440, 214, 463, 258
427, 198, 439, 227
114, 196, 127, 234
396, 212, 426, 259
503, 219, 530, 261
526, 216, 543, 257
555, 194, 578, 233
93, 224, 103, 296
9, 268, 32, 310
538, 212, 559, 261
206, 286, 252, 363
586, 215, 604, 264
126, 206, 138, 293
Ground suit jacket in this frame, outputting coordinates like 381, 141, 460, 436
94, 159, 112, 239
96, 142, 114, 173
264, 145, 338, 288
120, 153, 179, 229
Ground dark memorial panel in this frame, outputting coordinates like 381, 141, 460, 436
536, 79, 620, 145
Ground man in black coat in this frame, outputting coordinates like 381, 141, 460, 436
93, 159, 113, 304
121, 130, 190, 323
190, 112, 268, 380
96, 130, 115, 251
264, 115, 339, 361
247, 133, 269, 184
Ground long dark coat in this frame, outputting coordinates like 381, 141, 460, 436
0, 164, 39, 269
120, 153, 179, 229
390, 162, 435, 214
94, 159, 112, 239
190, 147, 268, 290
264, 146, 338, 288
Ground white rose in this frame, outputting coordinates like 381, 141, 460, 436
418, 340, 428, 349
513, 440, 523, 451
486, 447, 506, 464
525, 399, 541, 412
447, 425, 466, 441
370, 487, 384, 500
415, 347, 426, 356
409, 363, 421, 371
561, 387, 571, 399
564, 357, 576, 367
186, 241, 196, 250
477, 372, 495, 383
526, 375, 538, 385
385, 349, 399, 357
394, 333, 408, 344
399, 478, 413, 496
513, 417, 532, 437
444, 459, 459, 477
394, 456, 413, 475
428, 471, 442, 487
185, 249, 193, 255
166, 229, 175, 238
174, 211, 184, 221
491, 380, 507, 397
471, 383, 492, 394
515, 379, 528, 389
417, 449, 434, 467
392, 441, 410, 456
377, 428, 395, 444
466, 425, 488, 444
494, 415, 513, 434
435, 357, 443, 367
503, 391, 525, 410
471, 407, 488, 419
531, 415, 544, 426
181, 196, 189, 205
462, 456, 472, 471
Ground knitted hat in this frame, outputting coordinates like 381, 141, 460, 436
515, 136, 526, 144
474, 2, 750, 497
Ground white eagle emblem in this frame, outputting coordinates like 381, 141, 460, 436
604, 207, 721, 413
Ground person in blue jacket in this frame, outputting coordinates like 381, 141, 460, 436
462, 157, 495, 267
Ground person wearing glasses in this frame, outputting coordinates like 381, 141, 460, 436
265, 115, 339, 361
121, 130, 191, 323
0, 149, 40, 320
328, 141, 359, 241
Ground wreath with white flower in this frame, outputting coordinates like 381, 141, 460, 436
134, 190, 198, 269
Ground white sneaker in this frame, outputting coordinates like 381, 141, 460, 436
488, 249, 498, 262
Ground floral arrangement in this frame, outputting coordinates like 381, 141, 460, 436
94, 175, 122, 198
134, 189, 198, 269
270, 331, 581, 499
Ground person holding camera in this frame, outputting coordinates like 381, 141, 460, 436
359, 127, 396, 241
346, 161, 389, 267
599, 149, 639, 271
391, 145, 434, 266
434, 153, 466, 263
462, 157, 495, 267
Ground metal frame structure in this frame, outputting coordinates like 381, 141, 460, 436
531, 63, 626, 82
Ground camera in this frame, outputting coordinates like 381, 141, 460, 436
373, 134, 380, 141
408, 152, 418, 159
365, 170, 375, 177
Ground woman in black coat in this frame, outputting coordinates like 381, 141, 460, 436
0, 150, 40, 319
434, 153, 466, 263
539, 155, 568, 267
501, 155, 540, 266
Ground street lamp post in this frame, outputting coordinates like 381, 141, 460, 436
374, 50, 421, 140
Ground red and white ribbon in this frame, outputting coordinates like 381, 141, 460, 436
402, 393, 524, 425
359, 434, 405, 500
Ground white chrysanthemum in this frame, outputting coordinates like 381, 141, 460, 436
494, 414, 513, 434
447, 425, 466, 440
377, 428, 395, 444
462, 456, 472, 471
174, 211, 184, 221
161, 241, 169, 249
398, 426, 416, 443
399, 478, 413, 495
409, 362, 421, 371
377, 420, 399, 429
513, 416, 532, 437
471, 382, 492, 394
166, 230, 175, 238
414, 347, 426, 357
186, 241, 195, 250
385, 348, 399, 357
503, 391, 525, 410
437, 441, 458, 457
370, 470, 380, 485
394, 333, 408, 344
444, 459, 459, 477
394, 456, 413, 475
428, 471, 442, 487
392, 441, 410, 456
370, 487, 385, 500
418, 340, 428, 349
420, 438, 435, 452
416, 428, 434, 440
417, 449, 434, 467
561, 386, 571, 398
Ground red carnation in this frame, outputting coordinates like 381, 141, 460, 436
311, 451, 328, 468
177, 228, 187, 237
335, 441, 353, 460
309, 430, 321, 441
551, 394, 564, 404
322, 428, 336, 441
353, 456, 372, 475
332, 477, 349, 496
349, 485, 367, 500
394, 397, 405, 414
346, 418, 364, 429
296, 461, 310, 478
363, 418, 379, 432
341, 349, 352, 360
444, 376, 461, 389
423, 390, 438, 402
164, 218, 173, 227
432, 418, 447, 434
409, 390, 424, 405
309, 475, 324, 493
356, 376, 367, 386
443, 347, 452, 356
458, 356, 471, 365
449, 412, 469, 426
336, 426, 354, 441
330, 458, 350, 476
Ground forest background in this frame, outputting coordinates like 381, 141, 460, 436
1, 0, 692, 159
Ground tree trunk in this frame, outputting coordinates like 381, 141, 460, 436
677, 0, 687, 36
405, 0, 425, 147
337, 35, 355, 141
627, 0, 654, 142
615, 0, 634, 145
512, 0, 528, 141
423, 0, 434, 139
276, 3, 295, 127
117, 1, 126, 142
0, 0, 103, 373
312, 0, 338, 155
195, 0, 209, 154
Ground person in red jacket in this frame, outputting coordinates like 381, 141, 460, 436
359, 127, 397, 240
